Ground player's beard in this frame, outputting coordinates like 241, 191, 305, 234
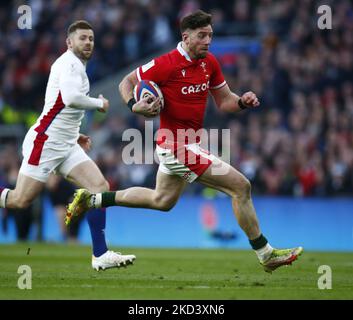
190, 45, 208, 59
197, 51, 207, 59
73, 46, 93, 62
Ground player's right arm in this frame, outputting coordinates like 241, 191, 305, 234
119, 70, 138, 105
119, 70, 160, 117
59, 62, 109, 112
119, 56, 171, 117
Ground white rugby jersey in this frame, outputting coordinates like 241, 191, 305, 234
29, 49, 103, 145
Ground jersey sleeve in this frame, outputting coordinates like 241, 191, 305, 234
59, 61, 103, 110
209, 53, 226, 90
135, 54, 171, 85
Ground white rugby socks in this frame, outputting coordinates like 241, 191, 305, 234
89, 193, 102, 208
255, 243, 274, 262
0, 188, 10, 208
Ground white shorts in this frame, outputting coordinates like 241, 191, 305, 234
156, 142, 216, 183
19, 130, 91, 183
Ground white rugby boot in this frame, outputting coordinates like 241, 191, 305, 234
92, 250, 136, 271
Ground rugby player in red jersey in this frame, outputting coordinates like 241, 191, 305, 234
66, 10, 302, 272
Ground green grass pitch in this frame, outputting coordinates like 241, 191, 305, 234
0, 243, 352, 300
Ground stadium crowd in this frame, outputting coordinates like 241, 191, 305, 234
0, 0, 352, 201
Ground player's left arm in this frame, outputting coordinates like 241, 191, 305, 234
210, 84, 260, 112
59, 62, 108, 112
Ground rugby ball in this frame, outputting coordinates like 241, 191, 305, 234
133, 80, 164, 108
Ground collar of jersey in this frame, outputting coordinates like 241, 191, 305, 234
67, 49, 87, 67
177, 42, 192, 62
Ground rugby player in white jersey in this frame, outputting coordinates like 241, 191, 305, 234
0, 20, 135, 271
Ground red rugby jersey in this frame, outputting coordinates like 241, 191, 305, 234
136, 42, 226, 145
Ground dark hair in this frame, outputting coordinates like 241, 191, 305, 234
67, 20, 93, 37
180, 10, 212, 33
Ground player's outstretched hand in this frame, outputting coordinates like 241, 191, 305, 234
241, 91, 260, 108
78, 134, 92, 151
98, 94, 109, 113
132, 96, 161, 118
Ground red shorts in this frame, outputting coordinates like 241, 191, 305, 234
156, 142, 216, 183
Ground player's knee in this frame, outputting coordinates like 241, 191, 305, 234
101, 180, 110, 192
232, 176, 252, 198
159, 202, 175, 212
90, 179, 110, 193
241, 177, 252, 197
154, 194, 176, 212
